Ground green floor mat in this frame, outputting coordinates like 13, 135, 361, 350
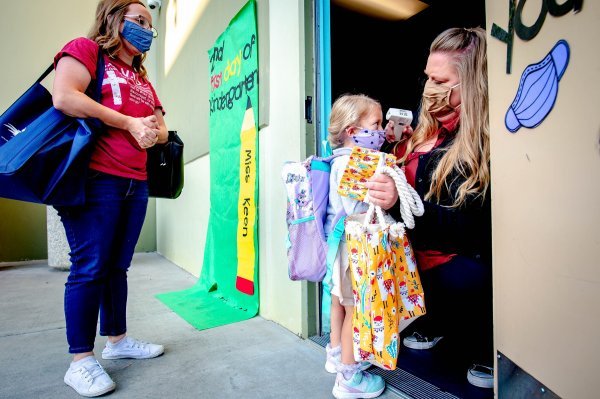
157, 285, 257, 331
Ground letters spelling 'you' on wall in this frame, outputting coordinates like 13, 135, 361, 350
491, 0, 583, 74
209, 35, 258, 115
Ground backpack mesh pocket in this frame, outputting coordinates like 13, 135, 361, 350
287, 216, 327, 281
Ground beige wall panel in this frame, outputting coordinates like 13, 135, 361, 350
0, 0, 96, 261
487, 1, 600, 397
0, 0, 97, 112
152, 0, 246, 272
0, 200, 47, 261
155, 0, 249, 161
154, 0, 307, 334
258, 0, 307, 336
151, 0, 252, 279
156, 156, 209, 277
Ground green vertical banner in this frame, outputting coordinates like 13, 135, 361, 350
157, 0, 259, 330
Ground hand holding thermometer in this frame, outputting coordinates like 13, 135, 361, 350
386, 108, 413, 141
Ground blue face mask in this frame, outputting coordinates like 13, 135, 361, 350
121, 20, 153, 53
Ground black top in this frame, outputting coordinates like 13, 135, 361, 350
388, 134, 492, 266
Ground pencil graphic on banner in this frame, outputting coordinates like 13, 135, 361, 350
236, 97, 257, 295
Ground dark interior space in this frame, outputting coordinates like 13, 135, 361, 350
330, 0, 487, 128
327, 1, 491, 398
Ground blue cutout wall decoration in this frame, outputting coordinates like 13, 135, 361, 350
505, 40, 570, 133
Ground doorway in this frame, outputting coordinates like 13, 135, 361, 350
311, 1, 492, 398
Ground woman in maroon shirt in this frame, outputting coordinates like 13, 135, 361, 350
53, 1, 167, 396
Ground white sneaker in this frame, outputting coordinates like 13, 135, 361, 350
64, 356, 116, 397
325, 344, 371, 374
403, 332, 443, 350
467, 364, 494, 389
102, 336, 164, 360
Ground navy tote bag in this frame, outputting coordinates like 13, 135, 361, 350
0, 49, 104, 206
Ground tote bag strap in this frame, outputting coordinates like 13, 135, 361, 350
35, 65, 55, 85
82, 48, 105, 132
91, 47, 105, 101
36, 46, 105, 101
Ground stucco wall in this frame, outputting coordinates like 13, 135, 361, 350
486, 2, 600, 397
0, 0, 96, 262
151, 0, 249, 274
258, 0, 310, 336
153, 0, 309, 335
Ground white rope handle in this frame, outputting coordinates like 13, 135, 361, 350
378, 164, 424, 229
363, 202, 388, 230
363, 155, 424, 230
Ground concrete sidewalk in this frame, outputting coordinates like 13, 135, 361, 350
0, 253, 402, 399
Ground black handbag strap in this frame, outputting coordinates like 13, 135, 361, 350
37, 46, 105, 101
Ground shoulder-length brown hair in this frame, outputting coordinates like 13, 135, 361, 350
88, 0, 148, 79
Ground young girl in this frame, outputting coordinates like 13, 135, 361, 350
324, 94, 386, 399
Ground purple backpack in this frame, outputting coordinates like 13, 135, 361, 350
281, 153, 344, 281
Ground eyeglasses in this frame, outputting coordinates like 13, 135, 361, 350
124, 14, 158, 38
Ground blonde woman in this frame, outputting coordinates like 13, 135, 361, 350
368, 27, 493, 388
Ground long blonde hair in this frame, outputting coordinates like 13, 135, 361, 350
328, 94, 381, 148
88, 0, 148, 79
402, 27, 489, 208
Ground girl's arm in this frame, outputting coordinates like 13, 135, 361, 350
331, 157, 369, 216
52, 55, 159, 149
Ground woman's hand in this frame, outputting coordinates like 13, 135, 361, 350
141, 115, 159, 130
127, 116, 159, 149
385, 120, 396, 142
365, 173, 398, 210
385, 120, 414, 142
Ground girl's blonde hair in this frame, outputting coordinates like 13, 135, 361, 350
328, 94, 381, 148
400, 27, 489, 208
88, 0, 148, 79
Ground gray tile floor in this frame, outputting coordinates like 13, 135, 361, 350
0, 253, 403, 398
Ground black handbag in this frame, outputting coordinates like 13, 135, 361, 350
147, 130, 184, 199
0, 50, 104, 206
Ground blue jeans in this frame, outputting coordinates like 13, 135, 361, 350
56, 171, 148, 354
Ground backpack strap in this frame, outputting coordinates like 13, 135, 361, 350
321, 139, 332, 157
320, 147, 352, 164
321, 214, 346, 334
